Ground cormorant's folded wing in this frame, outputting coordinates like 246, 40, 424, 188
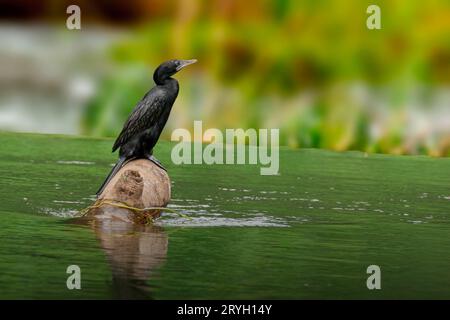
112, 94, 164, 152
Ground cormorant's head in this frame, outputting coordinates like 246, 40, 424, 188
153, 59, 197, 85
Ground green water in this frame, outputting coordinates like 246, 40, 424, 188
0, 132, 449, 299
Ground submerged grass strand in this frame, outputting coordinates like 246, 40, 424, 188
79, 199, 191, 220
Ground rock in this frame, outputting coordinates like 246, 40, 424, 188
86, 159, 171, 224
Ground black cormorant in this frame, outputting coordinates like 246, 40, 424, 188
96, 59, 197, 196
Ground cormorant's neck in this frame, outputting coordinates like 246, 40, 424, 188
154, 73, 168, 85
153, 67, 176, 85
154, 75, 176, 86
155, 76, 179, 95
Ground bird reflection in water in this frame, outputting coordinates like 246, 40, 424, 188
91, 217, 168, 299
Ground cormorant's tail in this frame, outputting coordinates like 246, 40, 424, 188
96, 157, 127, 196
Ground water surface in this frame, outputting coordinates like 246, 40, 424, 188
0, 132, 449, 299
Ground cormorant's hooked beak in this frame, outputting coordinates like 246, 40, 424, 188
176, 59, 197, 71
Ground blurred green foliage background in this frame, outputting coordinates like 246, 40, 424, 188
1, 0, 450, 156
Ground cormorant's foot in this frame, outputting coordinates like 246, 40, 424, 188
147, 155, 167, 172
